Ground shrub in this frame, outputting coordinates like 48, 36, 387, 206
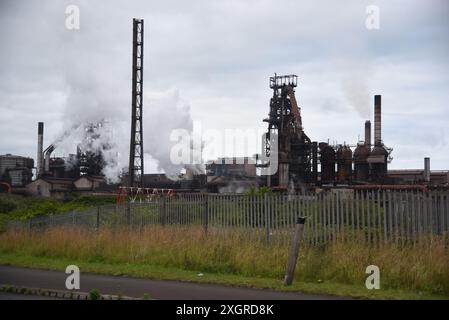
89, 288, 101, 300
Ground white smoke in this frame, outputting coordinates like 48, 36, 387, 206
145, 89, 205, 180
50, 24, 205, 183
54, 78, 204, 183
341, 72, 371, 119
335, 57, 373, 119
218, 179, 251, 194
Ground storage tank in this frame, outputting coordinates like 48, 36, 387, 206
336, 145, 352, 183
319, 143, 335, 184
369, 146, 388, 181
353, 143, 370, 182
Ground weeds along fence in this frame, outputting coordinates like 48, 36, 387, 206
8, 190, 449, 245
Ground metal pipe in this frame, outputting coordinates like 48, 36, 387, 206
36, 122, 44, 178
374, 95, 381, 146
44, 144, 55, 173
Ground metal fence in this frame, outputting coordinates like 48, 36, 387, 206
8, 190, 449, 245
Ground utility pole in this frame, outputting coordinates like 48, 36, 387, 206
128, 18, 144, 188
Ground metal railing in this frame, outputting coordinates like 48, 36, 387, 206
8, 190, 449, 245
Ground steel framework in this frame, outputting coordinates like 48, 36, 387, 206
261, 74, 316, 189
117, 186, 175, 205
129, 18, 144, 187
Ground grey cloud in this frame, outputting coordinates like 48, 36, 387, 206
0, 0, 448, 177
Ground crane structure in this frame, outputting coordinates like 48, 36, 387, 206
261, 74, 317, 189
128, 18, 145, 188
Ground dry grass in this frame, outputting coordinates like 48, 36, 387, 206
0, 225, 448, 295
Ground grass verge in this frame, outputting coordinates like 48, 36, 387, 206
0, 225, 448, 300
0, 252, 447, 300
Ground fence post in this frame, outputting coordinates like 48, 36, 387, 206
96, 207, 100, 231
160, 197, 166, 226
126, 202, 131, 226
203, 194, 209, 234
284, 217, 306, 286
264, 193, 270, 242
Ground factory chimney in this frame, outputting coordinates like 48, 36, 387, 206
424, 157, 431, 183
374, 95, 382, 146
36, 122, 44, 179
364, 120, 371, 147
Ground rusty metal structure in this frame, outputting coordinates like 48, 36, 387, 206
336, 145, 352, 183
257, 78, 399, 189
353, 142, 370, 182
128, 18, 145, 188
37, 121, 106, 180
261, 74, 317, 190
353, 120, 371, 182
319, 143, 335, 184
367, 95, 391, 182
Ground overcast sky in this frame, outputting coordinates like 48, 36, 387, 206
0, 0, 448, 175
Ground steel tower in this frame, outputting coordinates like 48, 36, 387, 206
128, 18, 144, 187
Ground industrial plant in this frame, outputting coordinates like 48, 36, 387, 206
1, 18, 448, 198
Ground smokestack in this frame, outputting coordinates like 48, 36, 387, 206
44, 144, 55, 173
364, 120, 371, 147
424, 157, 430, 183
374, 95, 381, 146
36, 122, 44, 178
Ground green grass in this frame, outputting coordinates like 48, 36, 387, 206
0, 252, 446, 300
0, 194, 116, 230
0, 225, 448, 300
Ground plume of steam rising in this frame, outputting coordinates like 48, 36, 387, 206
337, 58, 373, 119
145, 89, 205, 180
218, 179, 251, 194
54, 84, 204, 183
341, 74, 371, 119
54, 31, 204, 183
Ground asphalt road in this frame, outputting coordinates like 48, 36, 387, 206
0, 265, 347, 300
0, 292, 60, 300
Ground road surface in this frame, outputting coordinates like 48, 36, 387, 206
0, 292, 60, 300
0, 265, 347, 300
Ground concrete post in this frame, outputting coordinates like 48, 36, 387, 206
284, 217, 306, 286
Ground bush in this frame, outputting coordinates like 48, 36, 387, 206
0, 197, 17, 214
0, 194, 116, 223
89, 288, 101, 300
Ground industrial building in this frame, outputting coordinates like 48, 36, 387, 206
0, 154, 34, 192
35, 122, 107, 181
206, 157, 257, 178
2, 75, 448, 197
388, 157, 449, 186
206, 157, 259, 193
0, 121, 108, 197
1, 19, 447, 197
254, 74, 448, 192
1, 72, 448, 197
26, 176, 106, 199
